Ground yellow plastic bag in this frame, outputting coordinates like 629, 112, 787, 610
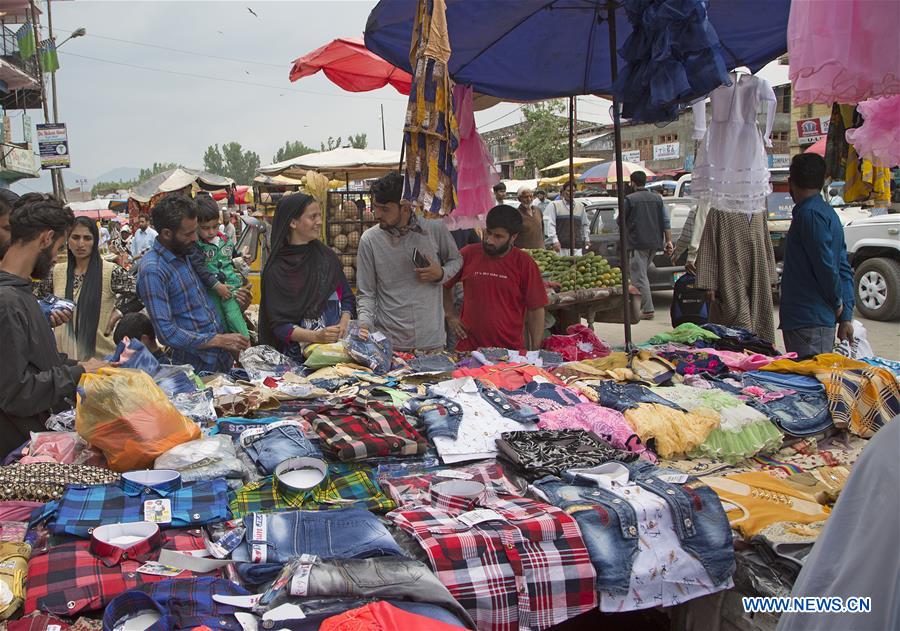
303, 342, 351, 369
75, 367, 200, 472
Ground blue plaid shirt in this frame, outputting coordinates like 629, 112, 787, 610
103, 577, 249, 631
137, 239, 231, 373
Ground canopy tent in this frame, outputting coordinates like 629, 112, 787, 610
253, 173, 305, 186
257, 147, 402, 180
538, 174, 579, 187
805, 137, 827, 157
67, 199, 126, 221
210, 185, 253, 205
540, 156, 603, 172
579, 160, 655, 183
129, 168, 235, 204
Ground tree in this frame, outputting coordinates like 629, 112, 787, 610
203, 142, 260, 185
347, 133, 368, 149
320, 136, 342, 151
514, 100, 568, 177
273, 140, 315, 163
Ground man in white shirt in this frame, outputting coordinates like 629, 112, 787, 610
543, 182, 590, 255
532, 188, 549, 215
99, 222, 110, 254
130, 214, 158, 261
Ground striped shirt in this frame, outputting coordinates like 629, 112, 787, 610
137, 240, 230, 372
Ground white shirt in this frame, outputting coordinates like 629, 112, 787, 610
572, 463, 732, 612
99, 226, 110, 247
130, 227, 158, 258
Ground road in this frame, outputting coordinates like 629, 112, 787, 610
593, 291, 900, 360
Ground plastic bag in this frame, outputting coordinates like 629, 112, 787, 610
240, 345, 301, 381
834, 320, 874, 359
342, 320, 392, 374
154, 364, 200, 397
155, 434, 236, 470
304, 342, 351, 369
542, 324, 611, 362
109, 337, 160, 375
171, 388, 217, 425
75, 367, 200, 472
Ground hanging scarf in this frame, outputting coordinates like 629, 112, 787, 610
65, 218, 103, 360
258, 193, 340, 349
381, 208, 425, 240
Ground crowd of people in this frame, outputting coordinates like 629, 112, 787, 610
0, 153, 859, 457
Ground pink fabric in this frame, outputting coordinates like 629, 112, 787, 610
845, 95, 900, 168
19, 432, 79, 465
542, 324, 612, 362
538, 402, 657, 462
695, 348, 797, 371
0, 501, 44, 522
289, 38, 413, 94
788, 0, 900, 105
445, 84, 498, 230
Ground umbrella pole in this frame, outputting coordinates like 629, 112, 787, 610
606, 1, 633, 351
568, 96, 575, 257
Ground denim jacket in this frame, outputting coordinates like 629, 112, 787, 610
532, 461, 734, 594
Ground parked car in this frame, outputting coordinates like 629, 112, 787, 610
844, 213, 900, 321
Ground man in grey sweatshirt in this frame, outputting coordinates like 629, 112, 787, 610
356, 174, 462, 352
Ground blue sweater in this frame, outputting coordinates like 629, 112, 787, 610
780, 194, 854, 331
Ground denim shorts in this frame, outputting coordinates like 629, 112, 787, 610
232, 508, 405, 585
241, 422, 321, 475
742, 371, 833, 436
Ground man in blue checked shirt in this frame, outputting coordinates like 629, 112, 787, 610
137, 194, 249, 373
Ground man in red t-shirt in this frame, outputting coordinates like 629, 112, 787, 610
444, 205, 548, 351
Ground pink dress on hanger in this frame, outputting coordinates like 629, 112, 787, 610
845, 95, 900, 168
788, 0, 900, 105
445, 84, 498, 230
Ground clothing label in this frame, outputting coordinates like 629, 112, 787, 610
659, 474, 689, 484
371, 332, 386, 342
457, 508, 504, 527
435, 469, 474, 480
250, 513, 267, 564
239, 419, 304, 447
289, 562, 314, 597
136, 562, 184, 577
213, 594, 261, 608
143, 498, 172, 524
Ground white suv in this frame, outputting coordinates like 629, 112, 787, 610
844, 214, 900, 321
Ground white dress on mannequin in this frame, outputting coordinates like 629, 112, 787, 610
691, 73, 776, 214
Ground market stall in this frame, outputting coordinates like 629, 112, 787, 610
127, 167, 235, 217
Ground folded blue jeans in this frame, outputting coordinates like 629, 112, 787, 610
241, 422, 321, 475
403, 396, 465, 440
232, 508, 405, 585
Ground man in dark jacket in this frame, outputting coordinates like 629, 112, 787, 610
0, 194, 106, 457
625, 171, 673, 319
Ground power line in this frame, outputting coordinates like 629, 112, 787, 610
479, 105, 525, 129
58, 51, 408, 103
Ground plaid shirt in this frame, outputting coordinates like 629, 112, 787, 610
388, 484, 597, 631
136, 239, 231, 373
379, 461, 523, 507
230, 462, 395, 517
305, 398, 428, 461
102, 577, 249, 631
24, 528, 220, 616
34, 478, 231, 537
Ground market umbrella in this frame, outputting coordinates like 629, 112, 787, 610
804, 137, 827, 157
290, 37, 413, 94
257, 147, 403, 180
129, 168, 235, 204
540, 156, 603, 172
579, 160, 656, 183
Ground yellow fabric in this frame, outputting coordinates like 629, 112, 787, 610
555, 350, 677, 384
623, 403, 719, 459
0, 542, 30, 620
52, 260, 117, 359
760, 353, 870, 375
704, 471, 830, 538
844, 146, 891, 204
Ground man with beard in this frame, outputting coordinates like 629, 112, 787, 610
356, 172, 462, 352
0, 194, 107, 458
137, 194, 249, 373
444, 204, 547, 351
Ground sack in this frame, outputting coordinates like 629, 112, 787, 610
542, 324, 611, 362
304, 342, 351, 369
75, 367, 200, 472
670, 273, 709, 327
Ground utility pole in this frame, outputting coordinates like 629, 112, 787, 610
380, 103, 386, 150
45, 0, 65, 200
28, 0, 61, 199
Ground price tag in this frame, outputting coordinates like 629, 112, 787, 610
143, 498, 172, 524
249, 514, 267, 564
457, 508, 504, 527
659, 474, 689, 484
136, 562, 183, 577
434, 469, 474, 480
289, 560, 316, 597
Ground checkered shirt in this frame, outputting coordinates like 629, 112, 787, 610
34, 478, 231, 538
230, 462, 396, 518
102, 577, 249, 631
24, 529, 221, 616
304, 398, 428, 461
379, 461, 523, 507
388, 484, 597, 631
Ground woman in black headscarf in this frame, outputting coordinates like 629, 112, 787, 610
259, 193, 356, 361
34, 217, 140, 359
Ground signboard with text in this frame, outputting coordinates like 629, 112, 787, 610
36, 123, 70, 169
768, 154, 791, 168
653, 142, 680, 161
622, 150, 641, 163
796, 117, 830, 145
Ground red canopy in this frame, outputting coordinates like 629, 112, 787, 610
804, 137, 827, 157
73, 209, 117, 220
211, 185, 252, 205
289, 37, 412, 94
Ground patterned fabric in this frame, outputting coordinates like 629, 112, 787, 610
538, 402, 657, 462
658, 351, 728, 376
230, 462, 395, 517
0, 464, 119, 502
305, 398, 428, 461
3, 613, 103, 631
500, 382, 584, 414
379, 461, 522, 508
34, 479, 231, 537
102, 577, 249, 631
496, 429, 639, 480
24, 529, 218, 616
388, 481, 597, 630
0, 542, 30, 619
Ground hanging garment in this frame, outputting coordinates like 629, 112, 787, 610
695, 209, 777, 343
691, 73, 776, 213
845, 95, 900, 168
787, 0, 900, 106
614, 0, 730, 123
447, 84, 497, 230
843, 146, 892, 205
824, 104, 855, 181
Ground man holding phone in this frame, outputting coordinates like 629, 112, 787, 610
357, 173, 462, 352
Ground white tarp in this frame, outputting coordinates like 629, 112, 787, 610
257, 147, 402, 180
130, 168, 234, 203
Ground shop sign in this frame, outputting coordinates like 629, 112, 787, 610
653, 142, 680, 161
768, 154, 791, 168
1, 144, 38, 176
622, 150, 641, 163
36, 122, 70, 169
796, 117, 830, 145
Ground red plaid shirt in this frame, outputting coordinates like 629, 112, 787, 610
304, 398, 428, 461
25, 528, 221, 616
379, 461, 523, 507
388, 481, 597, 631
